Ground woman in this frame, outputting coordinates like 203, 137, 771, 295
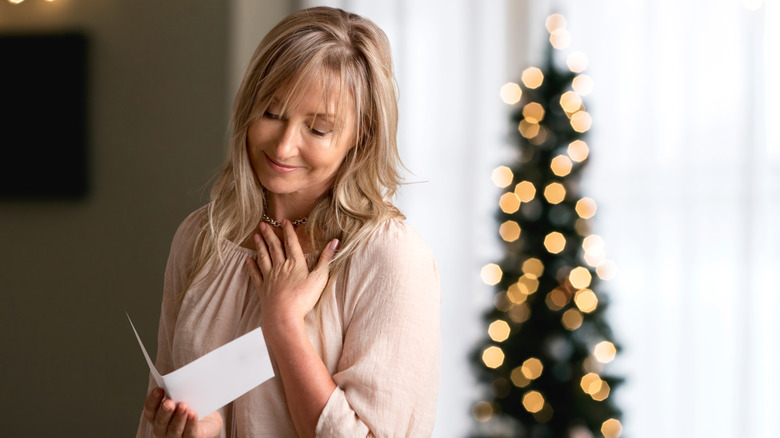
137, 6, 441, 438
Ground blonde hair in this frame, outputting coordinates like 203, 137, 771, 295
186, 6, 404, 292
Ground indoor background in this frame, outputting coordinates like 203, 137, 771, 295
0, 0, 777, 437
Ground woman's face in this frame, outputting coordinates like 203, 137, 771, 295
247, 78, 357, 204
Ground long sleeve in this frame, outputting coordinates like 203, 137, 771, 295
136, 209, 204, 438
315, 220, 442, 438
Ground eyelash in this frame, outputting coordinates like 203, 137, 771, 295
263, 111, 331, 137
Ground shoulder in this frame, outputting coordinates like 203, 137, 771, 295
343, 218, 440, 302
352, 218, 435, 267
171, 206, 207, 246
167, 205, 207, 264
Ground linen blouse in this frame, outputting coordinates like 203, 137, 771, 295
136, 208, 441, 437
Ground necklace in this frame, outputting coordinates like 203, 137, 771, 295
261, 212, 307, 228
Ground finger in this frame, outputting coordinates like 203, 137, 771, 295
153, 398, 176, 435
143, 387, 164, 422
253, 233, 272, 274
166, 402, 189, 436
282, 219, 305, 261
313, 239, 339, 275
182, 410, 199, 438
246, 256, 263, 289
259, 222, 285, 263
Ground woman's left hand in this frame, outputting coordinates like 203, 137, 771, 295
245, 220, 339, 327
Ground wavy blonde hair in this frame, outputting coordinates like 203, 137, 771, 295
186, 6, 404, 292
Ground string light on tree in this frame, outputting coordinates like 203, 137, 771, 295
473, 11, 622, 437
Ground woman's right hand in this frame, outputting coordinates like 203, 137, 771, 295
143, 387, 223, 438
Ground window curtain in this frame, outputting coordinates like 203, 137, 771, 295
552, 1, 780, 437
300, 1, 512, 437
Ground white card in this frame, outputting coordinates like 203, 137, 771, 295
128, 314, 275, 418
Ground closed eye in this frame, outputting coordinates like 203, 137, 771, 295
310, 128, 331, 137
263, 111, 281, 120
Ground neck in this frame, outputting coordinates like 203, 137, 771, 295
265, 192, 317, 223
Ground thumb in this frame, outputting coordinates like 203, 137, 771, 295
314, 239, 339, 273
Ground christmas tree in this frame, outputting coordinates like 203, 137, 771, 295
471, 14, 623, 438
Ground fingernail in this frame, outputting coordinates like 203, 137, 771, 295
330, 239, 340, 251
163, 401, 173, 412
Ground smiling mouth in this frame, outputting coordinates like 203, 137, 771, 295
265, 153, 300, 173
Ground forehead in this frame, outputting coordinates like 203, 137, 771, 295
272, 71, 354, 119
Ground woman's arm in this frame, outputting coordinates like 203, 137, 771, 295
247, 219, 441, 438
245, 220, 339, 438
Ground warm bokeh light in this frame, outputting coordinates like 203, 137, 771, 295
560, 91, 583, 113
596, 260, 618, 280
499, 192, 521, 214
499, 82, 523, 105
583, 356, 605, 374
521, 357, 544, 380
584, 250, 606, 268
488, 320, 511, 342
549, 28, 572, 50
580, 372, 603, 395
545, 13, 567, 33
511, 366, 531, 387
575, 197, 597, 219
9, 0, 25, 3
472, 401, 493, 422
521, 257, 544, 278
499, 220, 521, 242
594, 341, 617, 364
528, 125, 548, 145
521, 67, 544, 89
507, 282, 527, 304
518, 274, 540, 294
566, 51, 589, 73
545, 287, 570, 311
491, 165, 514, 188
544, 182, 566, 205
572, 74, 594, 96
602, 419, 623, 438
562, 308, 583, 330
544, 232, 566, 254
582, 234, 604, 252
508, 302, 531, 323
514, 181, 536, 202
575, 218, 590, 236
523, 102, 545, 123
494, 291, 512, 312
522, 391, 545, 413
481, 263, 503, 285
518, 119, 541, 138
594, 384, 611, 404
570, 110, 592, 132
567, 139, 590, 162
574, 289, 598, 313
568, 266, 593, 289
482, 346, 505, 369
550, 155, 573, 177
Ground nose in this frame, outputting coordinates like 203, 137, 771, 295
274, 121, 299, 160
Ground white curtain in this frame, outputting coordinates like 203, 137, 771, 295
300, 1, 511, 437
550, 1, 780, 437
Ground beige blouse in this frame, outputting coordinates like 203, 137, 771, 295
136, 208, 441, 437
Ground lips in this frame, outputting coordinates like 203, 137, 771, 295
265, 153, 300, 174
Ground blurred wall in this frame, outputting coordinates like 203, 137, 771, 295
0, 0, 286, 434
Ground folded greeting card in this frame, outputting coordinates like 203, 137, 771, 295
128, 314, 275, 418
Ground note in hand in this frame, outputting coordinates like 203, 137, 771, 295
128, 314, 275, 419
